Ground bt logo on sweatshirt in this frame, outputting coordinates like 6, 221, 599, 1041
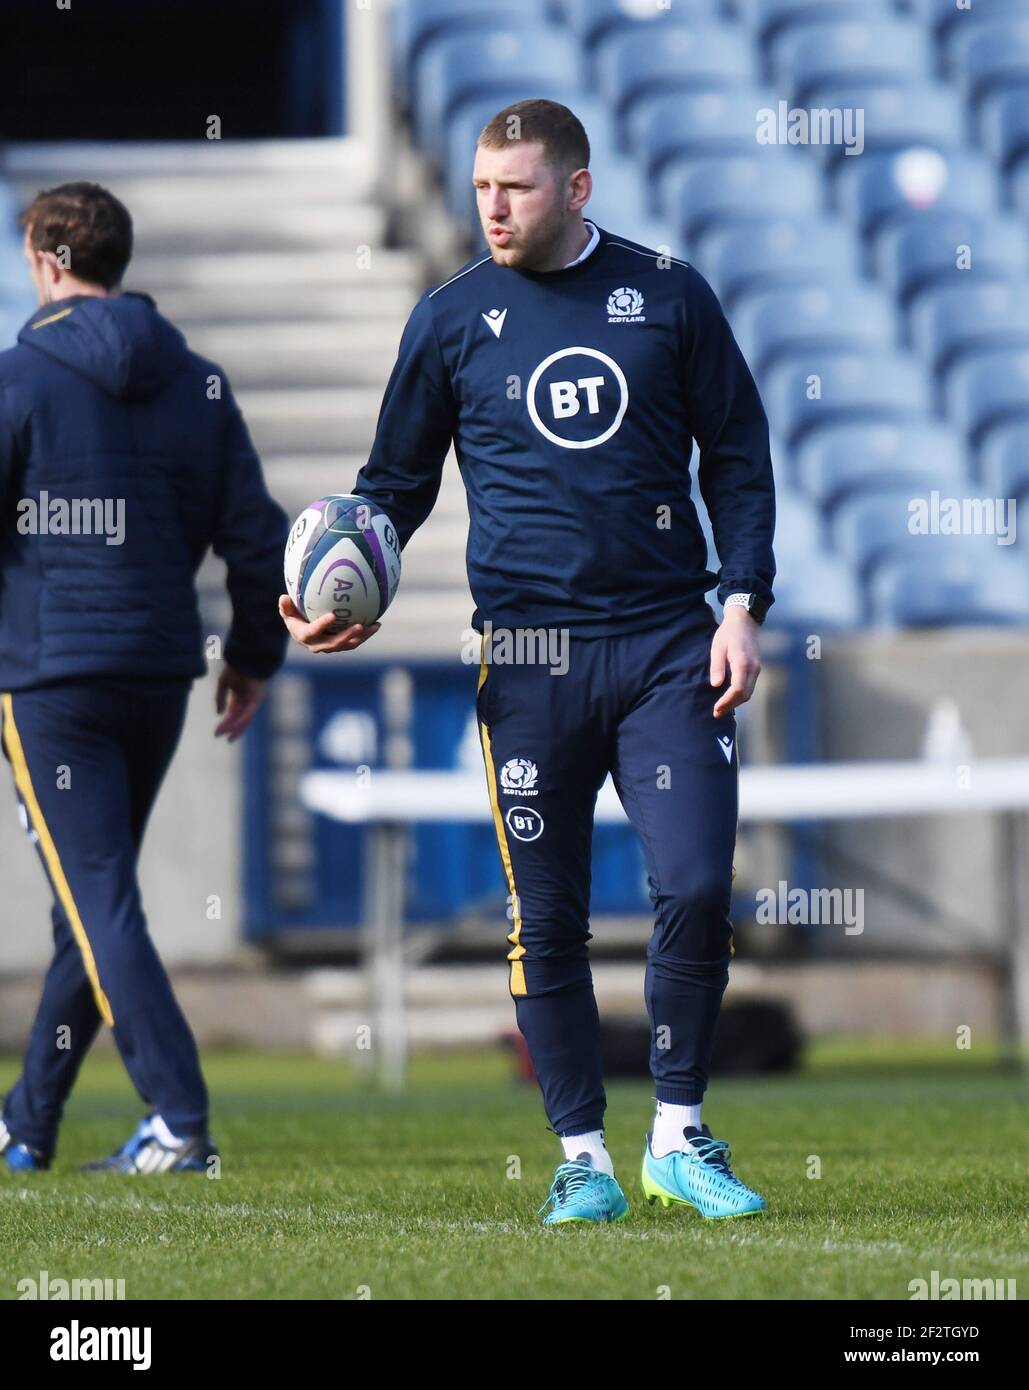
526, 347, 628, 450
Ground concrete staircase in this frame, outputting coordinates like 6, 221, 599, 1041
3, 138, 475, 656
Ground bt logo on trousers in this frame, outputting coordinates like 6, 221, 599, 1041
527, 346, 628, 450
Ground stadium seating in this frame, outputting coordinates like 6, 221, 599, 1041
395, 0, 1029, 630
949, 15, 1029, 114
0, 177, 34, 349
796, 421, 966, 515
771, 18, 931, 106
737, 0, 898, 50
703, 217, 856, 307
661, 153, 823, 243
875, 212, 1027, 306
835, 148, 998, 243
869, 552, 1029, 628
733, 283, 896, 377
764, 352, 931, 449
412, 26, 583, 156
595, 24, 755, 123
557, 0, 723, 57
629, 88, 777, 177
945, 349, 1029, 449
391, 0, 550, 97
980, 422, 1029, 502
909, 281, 1029, 379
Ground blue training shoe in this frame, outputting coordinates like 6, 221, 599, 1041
0, 1117, 50, 1172
641, 1124, 766, 1220
539, 1154, 630, 1226
81, 1116, 218, 1175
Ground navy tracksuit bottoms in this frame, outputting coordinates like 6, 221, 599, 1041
1, 677, 208, 1158
476, 613, 738, 1137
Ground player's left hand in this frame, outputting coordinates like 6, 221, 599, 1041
214, 665, 267, 743
710, 607, 761, 719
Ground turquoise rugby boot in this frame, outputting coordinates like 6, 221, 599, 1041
641, 1124, 766, 1220
539, 1154, 630, 1226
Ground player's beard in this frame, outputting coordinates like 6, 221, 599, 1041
485, 203, 569, 271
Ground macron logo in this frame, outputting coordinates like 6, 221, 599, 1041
482, 308, 508, 339
717, 735, 734, 764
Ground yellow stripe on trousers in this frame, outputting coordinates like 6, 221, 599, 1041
477, 643, 526, 995
1, 693, 114, 1026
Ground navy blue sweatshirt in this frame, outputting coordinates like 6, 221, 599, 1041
355, 224, 775, 634
0, 293, 288, 690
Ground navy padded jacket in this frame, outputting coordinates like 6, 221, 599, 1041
0, 293, 288, 690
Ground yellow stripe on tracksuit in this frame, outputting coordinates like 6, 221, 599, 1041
30, 306, 74, 330
0, 693, 114, 1025
477, 643, 527, 995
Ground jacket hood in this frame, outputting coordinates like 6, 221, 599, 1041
19, 293, 189, 400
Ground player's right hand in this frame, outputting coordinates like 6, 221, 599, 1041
278, 595, 381, 654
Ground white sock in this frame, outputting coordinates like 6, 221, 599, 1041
561, 1129, 614, 1177
151, 1114, 185, 1148
651, 1101, 702, 1158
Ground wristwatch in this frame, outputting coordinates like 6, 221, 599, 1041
724, 592, 768, 625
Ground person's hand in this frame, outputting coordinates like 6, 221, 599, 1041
709, 607, 762, 719
278, 595, 381, 654
215, 666, 267, 742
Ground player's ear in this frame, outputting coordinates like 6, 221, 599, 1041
567, 167, 591, 214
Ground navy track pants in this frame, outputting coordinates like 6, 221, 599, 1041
476, 613, 738, 1137
1, 677, 207, 1157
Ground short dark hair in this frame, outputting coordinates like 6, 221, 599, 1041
478, 99, 590, 173
21, 181, 133, 290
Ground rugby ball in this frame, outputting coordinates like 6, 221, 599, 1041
284, 494, 401, 629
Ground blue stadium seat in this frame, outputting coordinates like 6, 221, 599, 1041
772, 486, 823, 558
736, 0, 896, 49
661, 153, 823, 244
795, 421, 966, 515
392, 0, 549, 95
700, 216, 856, 307
980, 422, 1029, 502
628, 88, 777, 178
950, 16, 1029, 112
945, 348, 1029, 448
763, 351, 931, 448
734, 283, 896, 376
772, 18, 930, 106
1007, 153, 1029, 222
558, 0, 723, 55
835, 148, 998, 241
595, 24, 754, 122
875, 211, 1027, 306
910, 281, 1029, 379
807, 83, 964, 168
764, 552, 863, 629
580, 156, 677, 250
412, 26, 583, 156
980, 86, 1029, 171
906, 0, 1026, 45
869, 552, 1029, 629
831, 488, 1000, 582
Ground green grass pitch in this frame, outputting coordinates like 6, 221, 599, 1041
2, 1041, 1027, 1300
